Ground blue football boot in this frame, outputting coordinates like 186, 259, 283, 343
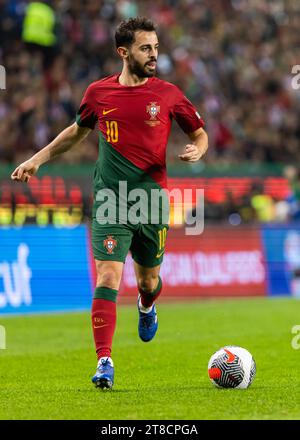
138, 295, 158, 342
92, 357, 114, 389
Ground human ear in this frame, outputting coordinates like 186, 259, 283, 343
117, 46, 129, 59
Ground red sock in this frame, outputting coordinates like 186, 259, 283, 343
91, 298, 116, 360
139, 277, 162, 308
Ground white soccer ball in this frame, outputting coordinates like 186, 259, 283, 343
208, 345, 256, 389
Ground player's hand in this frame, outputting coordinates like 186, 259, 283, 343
11, 160, 40, 183
178, 144, 203, 162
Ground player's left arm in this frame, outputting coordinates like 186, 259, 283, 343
178, 127, 208, 162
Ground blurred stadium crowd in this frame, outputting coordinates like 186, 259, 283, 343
0, 0, 299, 166
1, 0, 300, 223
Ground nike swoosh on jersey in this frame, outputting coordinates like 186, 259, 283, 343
93, 324, 109, 329
103, 108, 118, 115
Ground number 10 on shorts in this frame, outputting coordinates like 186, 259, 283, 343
157, 227, 167, 258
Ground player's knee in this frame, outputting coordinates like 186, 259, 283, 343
138, 275, 159, 293
97, 270, 119, 290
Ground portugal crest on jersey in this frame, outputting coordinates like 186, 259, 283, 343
103, 235, 117, 254
146, 102, 160, 126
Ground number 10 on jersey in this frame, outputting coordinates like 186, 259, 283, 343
106, 121, 119, 143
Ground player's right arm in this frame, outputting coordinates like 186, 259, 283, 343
11, 122, 91, 183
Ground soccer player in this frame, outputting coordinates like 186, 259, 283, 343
11, 17, 208, 390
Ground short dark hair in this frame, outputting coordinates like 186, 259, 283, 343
115, 17, 157, 48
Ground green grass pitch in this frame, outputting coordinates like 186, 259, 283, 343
0, 297, 300, 420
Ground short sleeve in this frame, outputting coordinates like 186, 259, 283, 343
171, 88, 205, 134
76, 85, 98, 129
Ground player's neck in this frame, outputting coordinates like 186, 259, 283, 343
118, 70, 149, 87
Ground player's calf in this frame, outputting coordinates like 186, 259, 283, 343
137, 277, 162, 342
138, 275, 162, 308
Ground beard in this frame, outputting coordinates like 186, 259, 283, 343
127, 53, 156, 78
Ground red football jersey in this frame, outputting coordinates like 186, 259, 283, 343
76, 73, 204, 189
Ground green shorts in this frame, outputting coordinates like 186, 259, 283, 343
91, 220, 169, 267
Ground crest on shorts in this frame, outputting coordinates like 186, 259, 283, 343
145, 102, 160, 126
103, 235, 117, 254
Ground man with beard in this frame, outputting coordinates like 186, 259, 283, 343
11, 17, 208, 390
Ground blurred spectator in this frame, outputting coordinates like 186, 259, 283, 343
283, 165, 300, 221
22, 1, 56, 47
249, 180, 276, 222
